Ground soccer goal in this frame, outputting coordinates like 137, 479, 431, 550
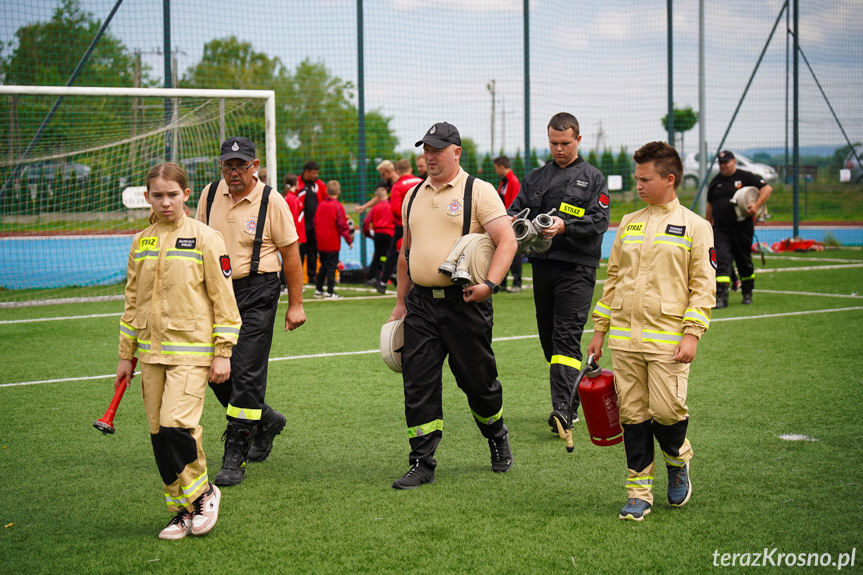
0, 86, 276, 306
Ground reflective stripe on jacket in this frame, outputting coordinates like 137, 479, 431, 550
119, 214, 241, 365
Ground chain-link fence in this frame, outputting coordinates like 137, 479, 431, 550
1, 0, 861, 301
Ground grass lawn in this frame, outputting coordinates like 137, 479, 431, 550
1, 253, 861, 573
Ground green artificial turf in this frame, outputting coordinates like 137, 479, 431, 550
1, 255, 861, 574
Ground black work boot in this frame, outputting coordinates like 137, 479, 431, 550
214, 421, 255, 486
488, 424, 513, 473
248, 405, 286, 463
715, 285, 729, 309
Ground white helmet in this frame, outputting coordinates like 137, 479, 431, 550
380, 318, 405, 373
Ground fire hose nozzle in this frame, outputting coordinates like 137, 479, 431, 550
527, 208, 557, 253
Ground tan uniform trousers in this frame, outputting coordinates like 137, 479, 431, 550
140, 363, 209, 512
611, 350, 693, 504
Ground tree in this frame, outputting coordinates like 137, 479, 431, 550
616, 148, 632, 191
512, 149, 526, 181
0, 0, 140, 157
461, 137, 479, 174
600, 149, 616, 180
1, 0, 137, 87
480, 153, 494, 180
587, 150, 599, 169
181, 36, 286, 90
661, 106, 699, 154
182, 44, 398, 179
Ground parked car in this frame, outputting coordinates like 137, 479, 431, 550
843, 145, 863, 182
682, 151, 778, 188
23, 161, 91, 186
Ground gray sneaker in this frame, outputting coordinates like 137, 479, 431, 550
619, 498, 652, 521
667, 462, 692, 507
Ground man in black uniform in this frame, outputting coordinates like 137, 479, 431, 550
706, 150, 772, 308
385, 122, 518, 489
507, 112, 610, 445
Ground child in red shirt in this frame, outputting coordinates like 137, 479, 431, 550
313, 180, 353, 298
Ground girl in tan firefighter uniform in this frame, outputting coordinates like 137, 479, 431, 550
115, 163, 241, 540
587, 142, 716, 521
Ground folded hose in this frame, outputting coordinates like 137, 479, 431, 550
438, 233, 496, 286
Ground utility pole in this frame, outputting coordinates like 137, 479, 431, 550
698, 0, 706, 215
501, 98, 505, 156
667, 0, 675, 146
487, 79, 496, 155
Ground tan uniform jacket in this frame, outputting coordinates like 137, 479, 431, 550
118, 214, 242, 365
592, 197, 715, 353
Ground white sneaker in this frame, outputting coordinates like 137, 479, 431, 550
324, 293, 342, 299
190, 484, 221, 536
313, 290, 324, 298
158, 509, 192, 540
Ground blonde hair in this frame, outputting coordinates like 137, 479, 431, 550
376, 160, 395, 172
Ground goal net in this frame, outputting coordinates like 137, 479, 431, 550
0, 86, 275, 306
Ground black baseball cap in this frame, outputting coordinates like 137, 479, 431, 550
415, 122, 461, 148
717, 150, 735, 163
219, 136, 256, 162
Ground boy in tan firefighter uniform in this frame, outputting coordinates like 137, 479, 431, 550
115, 163, 241, 539
587, 142, 716, 521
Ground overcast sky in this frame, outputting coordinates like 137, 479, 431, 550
3, 0, 861, 157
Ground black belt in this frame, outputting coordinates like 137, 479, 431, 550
233, 271, 279, 290
411, 284, 463, 299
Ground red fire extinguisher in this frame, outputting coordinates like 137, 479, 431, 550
567, 354, 624, 449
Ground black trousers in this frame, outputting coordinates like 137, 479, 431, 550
401, 287, 505, 470
315, 250, 340, 293
714, 226, 754, 295
209, 273, 280, 422
300, 230, 318, 282
378, 225, 403, 284
367, 233, 392, 282
502, 254, 523, 288
531, 261, 597, 411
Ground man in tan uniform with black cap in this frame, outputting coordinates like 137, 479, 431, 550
385, 122, 518, 489
196, 136, 306, 486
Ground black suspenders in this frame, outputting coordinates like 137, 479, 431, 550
404, 175, 475, 279
206, 179, 273, 277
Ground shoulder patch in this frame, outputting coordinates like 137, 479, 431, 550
598, 192, 610, 209
176, 237, 196, 249
709, 247, 717, 270
220, 255, 232, 278
665, 224, 686, 237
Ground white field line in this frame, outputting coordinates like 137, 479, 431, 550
755, 263, 863, 272
1, 283, 860, 325
2, 305, 862, 388
757, 289, 863, 299
767, 256, 862, 263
